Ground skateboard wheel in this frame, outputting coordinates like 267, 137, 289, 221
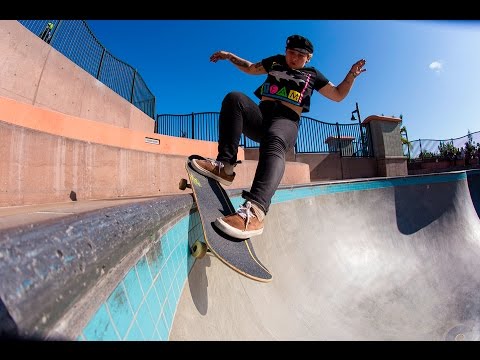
179, 178, 188, 190
191, 240, 207, 259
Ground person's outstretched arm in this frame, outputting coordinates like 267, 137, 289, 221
210, 51, 267, 75
319, 59, 366, 102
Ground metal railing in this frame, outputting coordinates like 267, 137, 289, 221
296, 115, 373, 157
18, 20, 156, 119
156, 112, 374, 157
406, 130, 480, 160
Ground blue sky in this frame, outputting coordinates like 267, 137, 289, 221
87, 20, 480, 142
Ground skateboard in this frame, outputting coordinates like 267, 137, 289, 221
179, 154, 272, 283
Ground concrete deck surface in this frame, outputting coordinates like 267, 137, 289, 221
0, 196, 170, 231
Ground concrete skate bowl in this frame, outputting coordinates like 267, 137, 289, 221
467, 169, 480, 218
170, 170, 480, 341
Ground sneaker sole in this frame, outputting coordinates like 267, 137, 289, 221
214, 217, 264, 240
191, 159, 233, 186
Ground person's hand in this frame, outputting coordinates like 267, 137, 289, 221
350, 59, 366, 78
210, 51, 231, 63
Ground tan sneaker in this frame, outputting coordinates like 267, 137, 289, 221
191, 158, 235, 186
214, 201, 265, 239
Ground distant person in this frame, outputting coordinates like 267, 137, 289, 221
192, 34, 366, 239
39, 22, 54, 44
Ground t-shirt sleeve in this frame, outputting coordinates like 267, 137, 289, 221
314, 69, 330, 91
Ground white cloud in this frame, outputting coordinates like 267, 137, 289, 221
429, 61, 443, 73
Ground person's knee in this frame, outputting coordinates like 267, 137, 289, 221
222, 91, 247, 106
262, 134, 289, 155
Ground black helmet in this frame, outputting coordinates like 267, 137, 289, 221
286, 34, 314, 55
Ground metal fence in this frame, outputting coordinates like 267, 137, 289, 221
17, 20, 156, 119
405, 130, 480, 160
156, 112, 374, 157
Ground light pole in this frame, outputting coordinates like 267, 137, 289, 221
351, 102, 365, 156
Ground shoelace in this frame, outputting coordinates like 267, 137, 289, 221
209, 159, 224, 174
236, 201, 256, 230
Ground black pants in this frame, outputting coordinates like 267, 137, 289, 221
39, 29, 50, 41
217, 92, 300, 214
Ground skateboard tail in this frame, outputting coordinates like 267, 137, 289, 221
213, 181, 272, 277
206, 244, 273, 283
196, 206, 273, 283
243, 240, 271, 276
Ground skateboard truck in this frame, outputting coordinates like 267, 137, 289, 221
180, 178, 205, 257
179, 178, 191, 190
181, 178, 208, 258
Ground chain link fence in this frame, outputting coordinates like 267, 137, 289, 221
405, 130, 480, 161
18, 20, 156, 119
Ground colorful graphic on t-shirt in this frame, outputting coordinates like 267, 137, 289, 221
254, 54, 330, 113
260, 83, 302, 103
269, 70, 306, 86
260, 68, 311, 106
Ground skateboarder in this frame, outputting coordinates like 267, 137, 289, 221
192, 34, 366, 239
39, 22, 54, 44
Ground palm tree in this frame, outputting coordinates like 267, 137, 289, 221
399, 116, 412, 159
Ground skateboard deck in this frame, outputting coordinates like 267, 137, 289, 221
180, 155, 272, 282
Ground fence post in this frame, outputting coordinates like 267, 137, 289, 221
96, 48, 105, 80
191, 113, 195, 140
151, 98, 156, 121
368, 123, 374, 157
335, 122, 342, 157
294, 116, 302, 156
130, 70, 137, 103
335, 122, 344, 179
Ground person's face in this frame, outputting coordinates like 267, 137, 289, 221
285, 49, 311, 69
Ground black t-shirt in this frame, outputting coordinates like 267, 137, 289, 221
254, 54, 329, 113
